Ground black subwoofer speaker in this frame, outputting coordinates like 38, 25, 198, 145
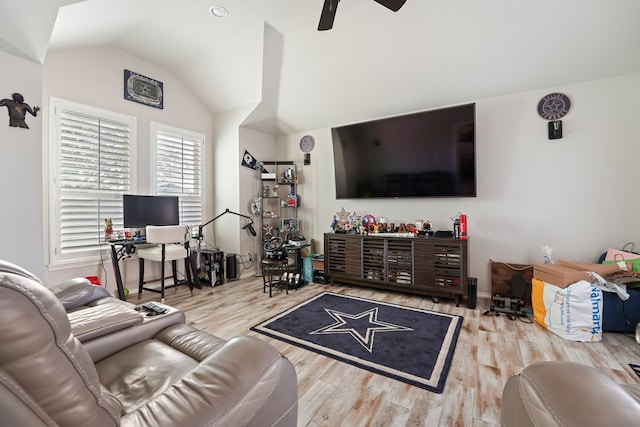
467, 277, 477, 309
226, 253, 237, 280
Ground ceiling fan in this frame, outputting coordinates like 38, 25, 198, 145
318, 0, 407, 31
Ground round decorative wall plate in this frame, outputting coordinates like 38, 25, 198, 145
537, 92, 571, 120
299, 135, 316, 153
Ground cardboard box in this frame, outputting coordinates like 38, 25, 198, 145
557, 260, 621, 276
533, 263, 591, 288
312, 259, 324, 271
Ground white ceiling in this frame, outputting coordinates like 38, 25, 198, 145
3, 0, 640, 134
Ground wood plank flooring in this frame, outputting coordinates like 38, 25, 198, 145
133, 275, 640, 426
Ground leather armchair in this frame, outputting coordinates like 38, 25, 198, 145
501, 361, 640, 426
0, 259, 298, 426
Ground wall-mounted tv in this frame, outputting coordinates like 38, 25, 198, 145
332, 103, 476, 199
123, 194, 180, 229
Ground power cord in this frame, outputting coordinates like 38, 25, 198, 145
100, 246, 110, 289
483, 308, 533, 323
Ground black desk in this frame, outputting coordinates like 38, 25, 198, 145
108, 239, 145, 301
109, 239, 200, 301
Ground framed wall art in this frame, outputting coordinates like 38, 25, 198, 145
281, 218, 298, 233
124, 69, 163, 109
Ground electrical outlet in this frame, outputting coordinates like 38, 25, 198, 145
246, 252, 252, 262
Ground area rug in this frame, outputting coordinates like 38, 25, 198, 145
630, 363, 640, 379
251, 292, 463, 393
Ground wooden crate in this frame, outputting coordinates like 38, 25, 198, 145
490, 260, 534, 307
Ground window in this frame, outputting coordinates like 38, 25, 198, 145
150, 122, 204, 227
49, 98, 136, 265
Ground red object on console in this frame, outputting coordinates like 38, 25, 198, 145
459, 214, 468, 240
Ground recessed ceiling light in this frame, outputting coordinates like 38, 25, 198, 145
209, 5, 228, 18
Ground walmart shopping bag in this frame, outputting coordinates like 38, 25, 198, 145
532, 278, 603, 342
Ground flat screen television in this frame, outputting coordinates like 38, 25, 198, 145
332, 103, 476, 199
123, 194, 180, 229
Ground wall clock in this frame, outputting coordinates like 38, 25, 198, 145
537, 92, 570, 120
299, 135, 315, 153
300, 135, 315, 165
250, 199, 261, 216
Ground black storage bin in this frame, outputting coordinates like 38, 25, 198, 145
602, 287, 640, 332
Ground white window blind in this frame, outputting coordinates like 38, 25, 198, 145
151, 122, 204, 227
50, 98, 136, 264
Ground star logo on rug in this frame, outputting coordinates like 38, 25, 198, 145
309, 307, 413, 353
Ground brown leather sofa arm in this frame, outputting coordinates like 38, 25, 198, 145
501, 361, 640, 426
74, 302, 186, 362
50, 277, 112, 310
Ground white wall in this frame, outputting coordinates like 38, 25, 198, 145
208, 106, 255, 265
42, 47, 213, 293
277, 73, 640, 297
238, 127, 277, 265
0, 51, 44, 277
10, 43, 639, 302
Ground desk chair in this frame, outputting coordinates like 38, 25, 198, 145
137, 225, 193, 303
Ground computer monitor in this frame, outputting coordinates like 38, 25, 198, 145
123, 194, 179, 229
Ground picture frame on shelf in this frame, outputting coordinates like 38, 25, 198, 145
282, 218, 298, 233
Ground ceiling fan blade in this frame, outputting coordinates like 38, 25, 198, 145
372, 0, 407, 12
318, 0, 340, 31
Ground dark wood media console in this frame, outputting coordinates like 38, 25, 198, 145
324, 233, 470, 307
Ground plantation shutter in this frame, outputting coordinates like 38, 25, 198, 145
51, 98, 136, 264
152, 124, 204, 227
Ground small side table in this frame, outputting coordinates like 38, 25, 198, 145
262, 258, 289, 297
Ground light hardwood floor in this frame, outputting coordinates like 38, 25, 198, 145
133, 274, 640, 426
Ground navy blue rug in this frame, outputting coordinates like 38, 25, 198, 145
251, 292, 463, 393
630, 364, 640, 379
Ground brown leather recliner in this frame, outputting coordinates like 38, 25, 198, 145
0, 259, 298, 426
501, 361, 640, 426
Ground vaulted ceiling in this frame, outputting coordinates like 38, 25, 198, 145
3, 0, 640, 134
